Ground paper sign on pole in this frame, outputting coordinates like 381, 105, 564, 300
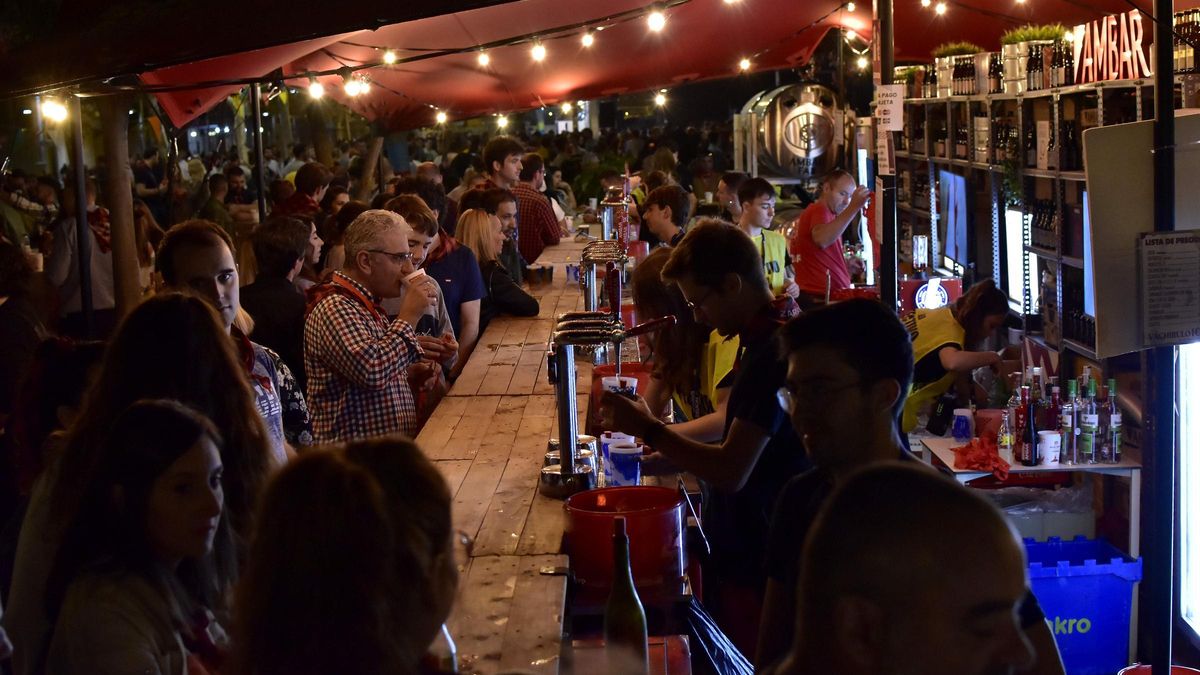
1138, 231, 1200, 348
876, 127, 895, 176
876, 84, 905, 132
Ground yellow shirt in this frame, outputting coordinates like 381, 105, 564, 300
672, 330, 740, 421
901, 306, 966, 432
754, 230, 791, 297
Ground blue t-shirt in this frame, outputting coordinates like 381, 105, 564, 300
423, 245, 486, 338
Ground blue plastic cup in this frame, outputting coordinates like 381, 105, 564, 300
600, 432, 633, 483
951, 408, 973, 442
609, 442, 643, 487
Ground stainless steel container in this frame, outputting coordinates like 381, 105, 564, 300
1003, 40, 1054, 95
935, 57, 953, 98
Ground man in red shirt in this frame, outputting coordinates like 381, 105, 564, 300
275, 162, 331, 220
789, 169, 870, 304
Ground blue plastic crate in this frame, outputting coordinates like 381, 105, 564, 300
1025, 537, 1143, 675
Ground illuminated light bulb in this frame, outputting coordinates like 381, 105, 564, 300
847, 2, 856, 11
582, 31, 595, 47
223, 126, 231, 133
21, 109, 31, 115
262, 111, 269, 117
360, 79, 371, 94
562, 102, 573, 113
739, 58, 752, 71
934, 2, 946, 14
478, 51, 490, 67
436, 111, 448, 124
41, 99, 68, 123
345, 78, 362, 97
920, 0, 931, 6
723, 0, 739, 3
856, 56, 869, 70
654, 92, 667, 106
531, 42, 546, 62
648, 10, 666, 32
497, 116, 509, 128
189, 130, 198, 138
308, 80, 325, 99
847, 30, 858, 41
383, 50, 397, 65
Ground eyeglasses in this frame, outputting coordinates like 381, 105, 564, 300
776, 379, 865, 414
367, 249, 413, 264
684, 288, 715, 312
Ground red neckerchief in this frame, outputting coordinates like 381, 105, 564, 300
180, 610, 225, 674
308, 271, 388, 328
232, 326, 275, 394
87, 207, 112, 253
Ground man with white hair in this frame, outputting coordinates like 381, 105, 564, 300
304, 209, 438, 441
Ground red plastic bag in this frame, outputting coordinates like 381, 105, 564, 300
951, 437, 1011, 481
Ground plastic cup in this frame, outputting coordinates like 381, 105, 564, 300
601, 376, 638, 397
601, 432, 634, 484
951, 408, 974, 442
704, 191, 713, 203
609, 442, 643, 486
588, 197, 598, 210
1038, 430, 1061, 464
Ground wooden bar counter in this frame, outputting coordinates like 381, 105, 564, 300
416, 240, 589, 674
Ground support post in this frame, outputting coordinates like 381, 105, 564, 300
69, 96, 93, 338
356, 136, 385, 202
250, 83, 268, 221
1149, 0, 1176, 672
99, 94, 141, 319
877, 0, 899, 309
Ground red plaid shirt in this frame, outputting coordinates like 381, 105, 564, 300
511, 182, 561, 264
304, 272, 425, 442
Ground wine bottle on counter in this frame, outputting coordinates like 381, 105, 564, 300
604, 517, 649, 675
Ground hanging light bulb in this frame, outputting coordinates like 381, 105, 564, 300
934, 2, 947, 14
847, 2, 856, 11
345, 78, 363, 97
856, 56, 869, 70
738, 57, 752, 71
846, 30, 858, 41
723, 0, 740, 4
531, 42, 547, 61
497, 116, 509, 128
383, 50, 397, 65
581, 31, 595, 47
41, 99, 68, 123
477, 51, 491, 67
647, 9, 667, 32
561, 101, 573, 114
436, 111, 448, 124
308, 78, 325, 99
654, 92, 667, 106
920, 0, 931, 6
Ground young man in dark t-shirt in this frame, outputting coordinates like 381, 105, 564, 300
758, 300, 1064, 675
599, 219, 807, 655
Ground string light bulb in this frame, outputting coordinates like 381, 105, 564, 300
739, 57, 752, 71
359, 79, 371, 94
920, 0, 930, 6
345, 78, 363, 97
308, 78, 325, 99
856, 56, 869, 70
531, 42, 546, 62
647, 9, 667, 32
934, 2, 946, 14
436, 111, 448, 124
582, 31, 595, 47
847, 2, 856, 11
41, 99, 68, 123
477, 51, 490, 67
497, 116, 509, 128
723, 0, 740, 3
383, 50, 397, 65
654, 92, 667, 106
562, 102, 573, 114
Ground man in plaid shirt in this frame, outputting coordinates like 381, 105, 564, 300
305, 209, 438, 442
479, 136, 562, 266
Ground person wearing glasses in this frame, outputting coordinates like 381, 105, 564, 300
599, 219, 805, 655
757, 300, 1064, 675
304, 210, 437, 442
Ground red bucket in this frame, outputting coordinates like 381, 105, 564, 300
1119, 668, 1200, 674
564, 486, 685, 599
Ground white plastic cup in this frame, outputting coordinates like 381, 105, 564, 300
601, 376, 638, 397
588, 197, 599, 210
704, 191, 713, 204
609, 442, 643, 486
600, 432, 634, 484
1038, 430, 1061, 464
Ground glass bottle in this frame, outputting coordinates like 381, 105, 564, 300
1079, 378, 1099, 463
604, 517, 649, 675
997, 410, 1015, 465
1108, 378, 1122, 463
1061, 380, 1078, 464
1096, 383, 1112, 462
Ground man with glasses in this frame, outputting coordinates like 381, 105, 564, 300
304, 209, 438, 442
756, 299, 1064, 675
599, 219, 805, 655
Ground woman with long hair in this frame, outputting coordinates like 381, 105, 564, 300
456, 208, 538, 331
632, 248, 737, 443
232, 436, 457, 675
46, 400, 233, 674
5, 293, 273, 675
901, 278, 1010, 432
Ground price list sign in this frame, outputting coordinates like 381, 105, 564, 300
1138, 231, 1200, 348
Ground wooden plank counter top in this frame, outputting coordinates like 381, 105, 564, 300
414, 239, 595, 674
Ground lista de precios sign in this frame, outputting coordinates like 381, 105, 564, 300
1072, 10, 1153, 84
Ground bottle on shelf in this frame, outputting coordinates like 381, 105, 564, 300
1046, 121, 1058, 171
998, 409, 1015, 465
1079, 378, 1099, 464
1096, 383, 1112, 462
1061, 380, 1079, 464
604, 517, 649, 675
1108, 378, 1122, 463
1046, 385, 1062, 435
1025, 121, 1037, 168
926, 65, 937, 98
989, 53, 1003, 94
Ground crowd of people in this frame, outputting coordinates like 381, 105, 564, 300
0, 120, 1057, 674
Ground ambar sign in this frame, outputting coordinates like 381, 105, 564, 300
1072, 10, 1153, 84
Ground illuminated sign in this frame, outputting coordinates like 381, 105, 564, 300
1072, 10, 1153, 84
915, 278, 950, 310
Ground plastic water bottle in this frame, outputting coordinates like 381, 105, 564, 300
997, 410, 1015, 465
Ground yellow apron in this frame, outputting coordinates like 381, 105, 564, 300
901, 306, 965, 432
673, 330, 740, 421
755, 230, 791, 297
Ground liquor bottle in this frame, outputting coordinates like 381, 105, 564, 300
1046, 385, 1062, 436
1095, 384, 1112, 462
926, 66, 937, 98
1079, 378, 1099, 463
969, 56, 977, 95
1063, 39, 1075, 85
422, 624, 460, 674
1026, 46, 1035, 91
1021, 386, 1040, 467
1025, 122, 1037, 168
1061, 380, 1078, 464
1016, 386, 1033, 465
1107, 378, 1122, 463
997, 410, 1015, 465
604, 517, 649, 675
990, 53, 1002, 94
1046, 122, 1058, 171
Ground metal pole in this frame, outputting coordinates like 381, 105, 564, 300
877, 0, 898, 309
1150, 0, 1176, 672
250, 83, 268, 221
68, 95, 93, 338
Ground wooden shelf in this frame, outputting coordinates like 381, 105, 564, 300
1063, 338, 1098, 361
1024, 244, 1058, 261
897, 202, 932, 219
1061, 254, 1084, 269
1024, 167, 1086, 181
1025, 332, 1060, 352
902, 77, 1167, 107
